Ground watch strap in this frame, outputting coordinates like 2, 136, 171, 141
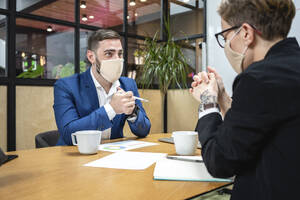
199, 103, 219, 112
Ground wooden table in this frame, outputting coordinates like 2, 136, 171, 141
0, 134, 232, 200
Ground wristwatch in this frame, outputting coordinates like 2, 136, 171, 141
126, 105, 139, 120
198, 103, 219, 113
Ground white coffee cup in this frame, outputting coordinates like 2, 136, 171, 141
71, 130, 102, 154
172, 131, 198, 156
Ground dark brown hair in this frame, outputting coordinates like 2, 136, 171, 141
218, 0, 296, 40
87, 29, 121, 51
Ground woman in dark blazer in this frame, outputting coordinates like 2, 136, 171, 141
190, 0, 300, 199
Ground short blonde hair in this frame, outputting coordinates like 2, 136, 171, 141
218, 0, 296, 40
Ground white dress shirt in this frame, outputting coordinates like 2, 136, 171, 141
90, 70, 119, 140
198, 108, 221, 119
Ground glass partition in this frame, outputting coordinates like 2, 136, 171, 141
170, 0, 204, 39
0, 15, 6, 77
16, 18, 75, 79
176, 38, 202, 79
79, 29, 93, 73
0, 0, 6, 9
79, 0, 123, 32
17, 0, 75, 22
127, 0, 161, 38
127, 37, 145, 81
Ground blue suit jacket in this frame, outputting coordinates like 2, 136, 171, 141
53, 68, 151, 145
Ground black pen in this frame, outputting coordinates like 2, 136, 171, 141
166, 156, 204, 163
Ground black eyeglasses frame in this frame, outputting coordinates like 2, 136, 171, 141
214, 25, 241, 48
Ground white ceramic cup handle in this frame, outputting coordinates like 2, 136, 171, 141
71, 134, 77, 145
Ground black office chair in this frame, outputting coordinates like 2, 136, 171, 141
35, 130, 60, 148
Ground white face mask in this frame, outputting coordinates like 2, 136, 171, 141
224, 27, 248, 74
94, 57, 124, 83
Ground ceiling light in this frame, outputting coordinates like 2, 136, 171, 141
182, 0, 189, 2
80, 1, 86, 9
46, 25, 53, 32
134, 13, 138, 17
82, 14, 88, 21
129, 0, 136, 6
89, 15, 94, 19
140, 0, 147, 2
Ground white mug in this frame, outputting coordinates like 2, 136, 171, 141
172, 131, 198, 156
71, 130, 102, 154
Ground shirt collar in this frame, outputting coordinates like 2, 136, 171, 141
90, 68, 120, 96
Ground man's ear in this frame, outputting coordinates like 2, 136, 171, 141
86, 50, 95, 64
241, 23, 255, 47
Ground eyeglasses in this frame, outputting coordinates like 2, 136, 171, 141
215, 25, 241, 48
215, 24, 262, 48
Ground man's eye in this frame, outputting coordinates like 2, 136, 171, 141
105, 52, 112, 56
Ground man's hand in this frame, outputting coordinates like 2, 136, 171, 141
110, 87, 135, 115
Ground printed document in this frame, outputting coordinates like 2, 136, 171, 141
99, 140, 158, 152
84, 151, 166, 170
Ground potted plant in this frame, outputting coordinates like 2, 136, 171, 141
140, 21, 190, 95
139, 19, 190, 132
134, 49, 146, 65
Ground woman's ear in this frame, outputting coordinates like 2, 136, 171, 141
241, 23, 255, 47
86, 50, 95, 65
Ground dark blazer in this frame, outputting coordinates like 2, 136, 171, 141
54, 68, 151, 145
196, 38, 300, 200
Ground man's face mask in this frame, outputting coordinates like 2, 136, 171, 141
94, 54, 123, 83
224, 27, 248, 74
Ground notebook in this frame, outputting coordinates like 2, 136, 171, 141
153, 156, 232, 182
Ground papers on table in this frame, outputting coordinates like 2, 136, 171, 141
154, 156, 232, 182
84, 151, 166, 170
98, 140, 158, 152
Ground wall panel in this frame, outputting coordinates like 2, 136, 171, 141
167, 89, 199, 133
123, 89, 163, 137
16, 86, 57, 150
0, 86, 7, 151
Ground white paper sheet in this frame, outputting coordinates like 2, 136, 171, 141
98, 140, 158, 152
84, 151, 167, 170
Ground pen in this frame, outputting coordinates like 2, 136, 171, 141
166, 156, 203, 163
116, 88, 149, 102
133, 96, 149, 102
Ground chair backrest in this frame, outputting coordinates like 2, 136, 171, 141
35, 130, 60, 148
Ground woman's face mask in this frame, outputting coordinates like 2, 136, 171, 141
94, 54, 123, 83
224, 27, 248, 74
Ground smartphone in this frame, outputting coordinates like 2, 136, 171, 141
0, 147, 18, 166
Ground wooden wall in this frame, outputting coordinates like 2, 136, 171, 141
16, 86, 57, 150
123, 89, 163, 137
167, 89, 199, 133
0, 86, 7, 151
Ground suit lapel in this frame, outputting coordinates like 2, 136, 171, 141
119, 78, 127, 91
82, 67, 99, 110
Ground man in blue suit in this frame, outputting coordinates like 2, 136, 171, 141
53, 29, 151, 145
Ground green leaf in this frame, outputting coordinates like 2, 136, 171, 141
140, 18, 190, 95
